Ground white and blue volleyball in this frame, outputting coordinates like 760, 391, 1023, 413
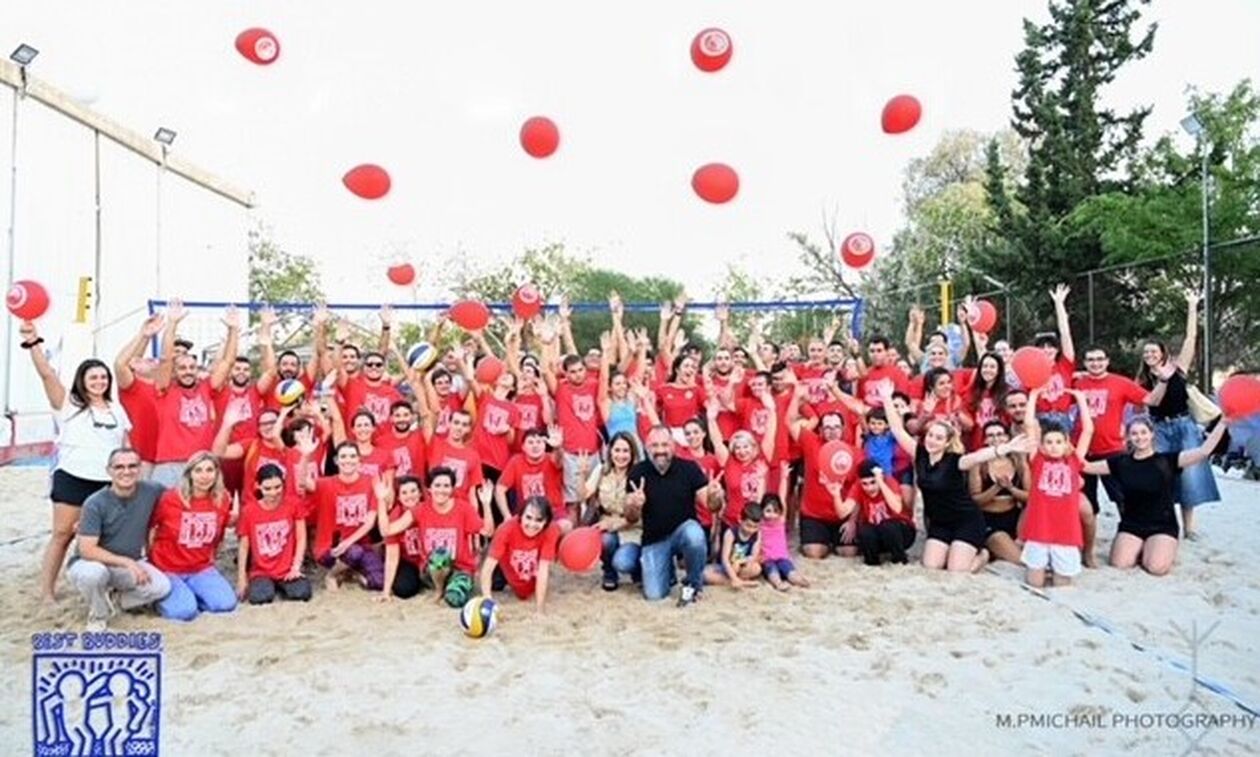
274, 378, 306, 406
460, 597, 498, 639
407, 342, 439, 372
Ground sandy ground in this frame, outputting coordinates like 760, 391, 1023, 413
1, 465, 1258, 755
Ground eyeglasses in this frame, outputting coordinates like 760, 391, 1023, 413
91, 409, 119, 430
111, 463, 140, 471
364, 361, 385, 369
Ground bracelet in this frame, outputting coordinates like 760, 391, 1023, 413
20, 337, 44, 350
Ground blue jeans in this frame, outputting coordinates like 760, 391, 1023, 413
639, 520, 707, 600
600, 532, 642, 580
1154, 415, 1220, 508
158, 567, 237, 621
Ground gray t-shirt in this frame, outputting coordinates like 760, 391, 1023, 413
76, 481, 165, 561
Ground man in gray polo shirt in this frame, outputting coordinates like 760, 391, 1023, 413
67, 448, 171, 631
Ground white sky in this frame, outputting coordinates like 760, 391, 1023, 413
8, 0, 1260, 303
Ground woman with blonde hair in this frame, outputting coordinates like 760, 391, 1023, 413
880, 384, 1033, 572
148, 452, 237, 620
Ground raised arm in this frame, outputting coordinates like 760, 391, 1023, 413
377, 305, 394, 355
154, 299, 186, 393
1070, 390, 1094, 462
19, 322, 66, 410
715, 300, 735, 349
877, 383, 917, 456
114, 314, 164, 390
705, 398, 730, 465
905, 306, 925, 364
597, 331, 613, 420
256, 306, 279, 393
208, 305, 242, 392
1176, 290, 1201, 372
1178, 420, 1226, 470
558, 296, 577, 357
758, 392, 777, 462
1023, 387, 1043, 448
1049, 284, 1075, 364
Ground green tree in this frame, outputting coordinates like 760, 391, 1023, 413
247, 225, 325, 346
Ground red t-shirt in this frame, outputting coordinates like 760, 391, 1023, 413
242, 440, 296, 501
1020, 454, 1084, 546
473, 395, 520, 471
676, 451, 720, 527
402, 499, 484, 573
148, 490, 229, 574
342, 375, 403, 426
736, 397, 779, 462
386, 504, 426, 567
489, 517, 561, 597
858, 365, 910, 408
1073, 373, 1148, 456
1036, 356, 1077, 413
432, 391, 467, 439
236, 495, 302, 580
357, 444, 397, 482
798, 431, 864, 524
426, 437, 486, 503
966, 390, 1004, 451
215, 383, 265, 445
809, 400, 862, 446
375, 430, 428, 480
709, 373, 745, 440
499, 454, 565, 511
657, 383, 706, 428
262, 373, 315, 413
312, 474, 377, 555
512, 393, 547, 450
793, 363, 832, 407
846, 480, 914, 527
554, 378, 601, 453
118, 380, 159, 462
154, 382, 217, 463
722, 456, 770, 528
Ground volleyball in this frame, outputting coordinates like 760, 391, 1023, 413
460, 597, 498, 639
274, 378, 305, 406
407, 342, 439, 372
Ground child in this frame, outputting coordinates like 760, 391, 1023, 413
704, 503, 764, 589
845, 461, 916, 566
707, 396, 776, 531
479, 496, 562, 613
759, 495, 809, 590
1020, 387, 1094, 588
235, 464, 312, 604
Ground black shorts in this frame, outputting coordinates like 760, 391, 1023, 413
982, 507, 1020, 540
788, 459, 805, 490
925, 513, 987, 549
50, 470, 110, 507
1118, 519, 1179, 541
800, 515, 853, 548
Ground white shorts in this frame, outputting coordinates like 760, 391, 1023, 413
1021, 541, 1082, 577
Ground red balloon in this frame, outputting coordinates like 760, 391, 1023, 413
1011, 346, 1054, 390
235, 28, 281, 65
558, 526, 601, 572
1219, 375, 1260, 420
881, 94, 922, 134
386, 263, 415, 287
690, 28, 733, 72
474, 356, 505, 386
818, 440, 858, 483
692, 163, 739, 204
6, 280, 49, 321
520, 116, 560, 159
342, 164, 391, 199
967, 299, 998, 334
840, 232, 876, 269
449, 300, 490, 332
512, 284, 542, 320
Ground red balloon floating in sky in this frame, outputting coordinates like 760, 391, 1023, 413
692, 163, 739, 204
881, 94, 922, 134
520, 116, 560, 158
691, 28, 733, 72
6, 280, 50, 321
840, 232, 876, 269
449, 300, 491, 332
342, 164, 391, 200
235, 28, 281, 66
967, 299, 999, 334
512, 284, 542, 320
386, 263, 416, 287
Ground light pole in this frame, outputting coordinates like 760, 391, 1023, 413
153, 127, 176, 297
1181, 113, 1211, 390
4, 43, 39, 417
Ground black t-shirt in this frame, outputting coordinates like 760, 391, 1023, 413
1107, 452, 1180, 527
1149, 371, 1190, 420
915, 445, 979, 523
628, 458, 708, 545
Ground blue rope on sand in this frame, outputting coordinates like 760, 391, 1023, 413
996, 570, 1260, 718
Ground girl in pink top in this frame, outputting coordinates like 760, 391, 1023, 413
759, 495, 810, 590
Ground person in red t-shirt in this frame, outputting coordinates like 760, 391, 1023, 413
846, 461, 915, 566
707, 394, 776, 530
468, 367, 521, 482
114, 314, 168, 475
676, 417, 722, 544
496, 427, 566, 524
235, 463, 311, 604
793, 338, 834, 408
963, 348, 1011, 451
656, 354, 707, 433
255, 304, 327, 412
150, 301, 236, 487
379, 470, 491, 605
910, 368, 975, 439
857, 336, 911, 409
374, 401, 429, 480
1032, 284, 1079, 430
329, 403, 396, 488
300, 440, 386, 592
479, 497, 561, 613
423, 409, 488, 511
1073, 346, 1159, 513
1020, 387, 1094, 586
423, 368, 469, 440
785, 385, 863, 559
541, 351, 602, 512
148, 452, 236, 620
339, 351, 404, 427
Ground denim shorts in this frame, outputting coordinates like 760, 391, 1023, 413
762, 558, 795, 580
1154, 415, 1220, 508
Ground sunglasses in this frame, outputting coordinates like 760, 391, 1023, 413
91, 409, 119, 430
364, 361, 385, 368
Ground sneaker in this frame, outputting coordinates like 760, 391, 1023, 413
677, 585, 699, 607
601, 574, 619, 592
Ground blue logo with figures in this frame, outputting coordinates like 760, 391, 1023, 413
32, 632, 162, 756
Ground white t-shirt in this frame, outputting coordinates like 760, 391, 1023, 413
55, 401, 132, 481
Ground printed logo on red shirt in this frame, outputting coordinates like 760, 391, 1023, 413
392, 447, 413, 476
572, 394, 595, 422
520, 472, 546, 498
404, 528, 423, 558
423, 527, 458, 558
178, 511, 220, 548
1082, 389, 1108, 418
364, 394, 392, 424
1036, 460, 1075, 497
254, 520, 291, 558
863, 378, 893, 407
440, 457, 468, 486
335, 494, 369, 527
1044, 372, 1067, 402
179, 396, 211, 428
483, 404, 512, 434
510, 549, 539, 581
518, 404, 538, 429
749, 408, 771, 435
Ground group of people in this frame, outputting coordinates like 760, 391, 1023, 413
22, 283, 1229, 630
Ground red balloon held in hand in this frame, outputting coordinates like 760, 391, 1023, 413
881, 94, 922, 134
448, 300, 490, 332
1218, 375, 1260, 420
558, 527, 601, 572
235, 28, 281, 65
474, 356, 505, 386
691, 28, 733, 72
1011, 347, 1054, 390
692, 163, 739, 204
818, 440, 858, 483
343, 164, 391, 199
840, 233, 876, 269
520, 117, 560, 158
967, 300, 998, 334
386, 263, 415, 287
512, 284, 542, 320
6, 280, 50, 321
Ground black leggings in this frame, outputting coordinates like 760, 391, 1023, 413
392, 560, 423, 599
856, 521, 916, 566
